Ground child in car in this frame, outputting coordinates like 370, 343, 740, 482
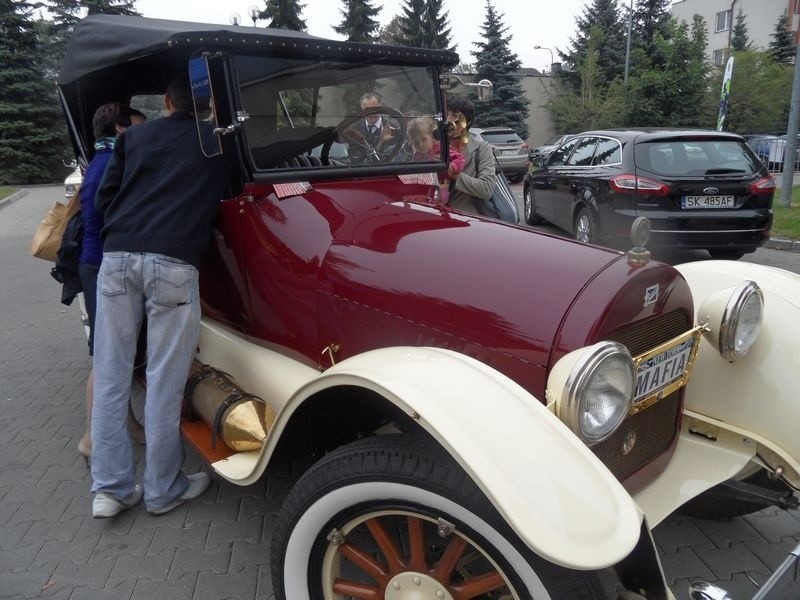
408, 116, 465, 201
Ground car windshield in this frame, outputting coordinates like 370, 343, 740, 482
234, 55, 442, 170
481, 130, 522, 144
635, 139, 762, 176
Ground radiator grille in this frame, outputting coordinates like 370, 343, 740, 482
592, 392, 681, 480
593, 310, 691, 481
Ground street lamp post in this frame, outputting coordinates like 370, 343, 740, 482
248, 5, 260, 27
533, 45, 554, 74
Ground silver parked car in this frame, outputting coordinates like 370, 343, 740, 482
471, 126, 529, 182
530, 133, 576, 161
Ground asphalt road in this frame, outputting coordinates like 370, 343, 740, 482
1, 186, 798, 600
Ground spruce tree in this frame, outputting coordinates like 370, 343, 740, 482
559, 0, 627, 89
731, 8, 750, 51
396, 0, 426, 47
631, 0, 673, 62
259, 0, 307, 31
0, 0, 64, 184
334, 0, 381, 43
768, 10, 795, 65
471, 0, 528, 138
397, 0, 453, 50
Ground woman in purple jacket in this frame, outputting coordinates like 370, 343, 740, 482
77, 103, 145, 464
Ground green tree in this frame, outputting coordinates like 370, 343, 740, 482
731, 8, 750, 51
768, 10, 794, 65
558, 0, 627, 91
623, 16, 710, 127
471, 0, 529, 137
546, 27, 619, 132
377, 14, 403, 45
397, 0, 453, 50
717, 50, 792, 133
258, 0, 307, 31
0, 0, 64, 184
631, 0, 673, 62
334, 0, 381, 43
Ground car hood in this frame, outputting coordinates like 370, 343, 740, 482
314, 185, 628, 390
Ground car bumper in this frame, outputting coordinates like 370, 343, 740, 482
495, 156, 529, 175
601, 208, 772, 250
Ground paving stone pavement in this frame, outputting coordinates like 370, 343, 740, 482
1, 187, 799, 600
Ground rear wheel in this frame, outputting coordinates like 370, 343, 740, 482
271, 434, 607, 599
574, 207, 596, 244
523, 185, 544, 225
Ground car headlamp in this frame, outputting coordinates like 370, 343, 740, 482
698, 280, 763, 362
549, 342, 635, 445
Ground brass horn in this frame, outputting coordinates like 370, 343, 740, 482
446, 112, 469, 145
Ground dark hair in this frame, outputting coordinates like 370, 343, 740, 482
446, 95, 475, 128
166, 72, 194, 113
92, 102, 143, 138
360, 91, 382, 105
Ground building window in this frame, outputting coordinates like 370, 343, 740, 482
713, 49, 727, 66
715, 10, 732, 31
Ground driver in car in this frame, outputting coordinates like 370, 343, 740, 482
347, 92, 397, 163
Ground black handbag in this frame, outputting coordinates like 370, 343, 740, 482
471, 151, 519, 224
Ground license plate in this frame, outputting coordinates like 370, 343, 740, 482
501, 149, 517, 156
681, 195, 735, 209
634, 337, 695, 402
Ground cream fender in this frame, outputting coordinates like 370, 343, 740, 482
675, 261, 800, 487
196, 320, 642, 571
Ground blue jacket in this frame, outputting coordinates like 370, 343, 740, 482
79, 147, 112, 265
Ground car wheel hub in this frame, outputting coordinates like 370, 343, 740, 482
385, 572, 454, 600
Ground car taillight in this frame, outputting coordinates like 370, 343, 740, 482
609, 174, 669, 196
749, 176, 776, 195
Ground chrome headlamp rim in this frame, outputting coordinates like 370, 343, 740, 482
719, 280, 763, 361
559, 341, 635, 445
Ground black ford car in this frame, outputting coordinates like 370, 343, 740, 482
523, 128, 775, 259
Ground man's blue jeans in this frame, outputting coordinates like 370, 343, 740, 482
91, 252, 199, 509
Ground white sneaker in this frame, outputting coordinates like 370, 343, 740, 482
147, 472, 210, 516
92, 484, 143, 518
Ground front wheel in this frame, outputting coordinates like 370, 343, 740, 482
271, 434, 607, 599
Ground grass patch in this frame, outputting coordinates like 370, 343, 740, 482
0, 188, 15, 201
771, 187, 800, 239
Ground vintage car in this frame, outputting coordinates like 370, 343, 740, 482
58, 15, 800, 600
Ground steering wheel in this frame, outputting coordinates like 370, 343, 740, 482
324, 104, 408, 164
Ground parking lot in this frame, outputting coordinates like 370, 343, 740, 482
1, 186, 798, 600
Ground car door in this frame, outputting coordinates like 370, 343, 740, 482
552, 136, 598, 232
536, 137, 580, 223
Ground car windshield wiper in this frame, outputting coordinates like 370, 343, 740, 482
705, 168, 746, 175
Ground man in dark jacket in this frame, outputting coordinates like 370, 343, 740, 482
90, 73, 228, 518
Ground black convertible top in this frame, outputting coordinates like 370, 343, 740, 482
58, 14, 459, 85
57, 14, 458, 166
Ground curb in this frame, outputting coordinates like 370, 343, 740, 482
0, 188, 28, 210
764, 237, 800, 252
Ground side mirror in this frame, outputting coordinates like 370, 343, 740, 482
189, 55, 223, 158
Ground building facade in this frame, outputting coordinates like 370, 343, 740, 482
671, 0, 800, 65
